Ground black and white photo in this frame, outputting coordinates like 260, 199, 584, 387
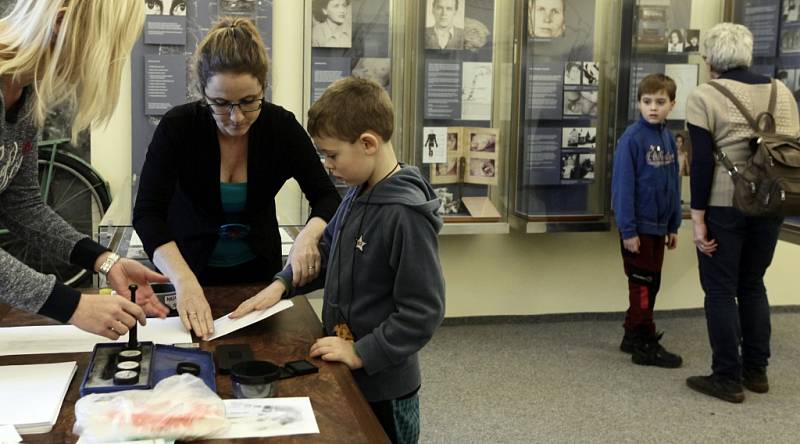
311, 0, 352, 48
425, 0, 465, 50
562, 127, 596, 149
582, 61, 599, 85
564, 61, 582, 85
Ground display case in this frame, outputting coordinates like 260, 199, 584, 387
406, 0, 516, 234
732, 0, 800, 239
304, 0, 405, 198
512, 0, 622, 233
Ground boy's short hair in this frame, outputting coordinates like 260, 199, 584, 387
308, 77, 394, 143
637, 73, 676, 101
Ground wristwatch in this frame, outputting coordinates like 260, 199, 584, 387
98, 252, 121, 276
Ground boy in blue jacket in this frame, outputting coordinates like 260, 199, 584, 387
230, 77, 445, 443
612, 73, 682, 369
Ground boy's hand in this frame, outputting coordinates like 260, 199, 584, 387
623, 235, 640, 254
229, 280, 285, 319
666, 233, 678, 250
309, 336, 363, 370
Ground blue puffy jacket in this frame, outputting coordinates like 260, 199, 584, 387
612, 117, 682, 240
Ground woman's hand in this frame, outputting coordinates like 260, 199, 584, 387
309, 336, 363, 370
175, 277, 214, 340
229, 280, 285, 319
103, 256, 170, 318
693, 221, 718, 257
691, 209, 717, 257
289, 218, 326, 287
68, 293, 146, 340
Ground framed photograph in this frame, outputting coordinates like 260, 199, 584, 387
468, 128, 498, 153
311, 0, 352, 48
447, 128, 461, 153
666, 29, 685, 53
467, 158, 497, 184
562, 127, 596, 149
683, 30, 700, 53
430, 157, 461, 184
425, 0, 465, 50
564, 61, 583, 85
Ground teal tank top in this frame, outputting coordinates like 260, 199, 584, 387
207, 182, 257, 267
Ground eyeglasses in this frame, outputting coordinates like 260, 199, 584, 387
202, 96, 265, 115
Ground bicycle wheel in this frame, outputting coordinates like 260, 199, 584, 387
0, 148, 111, 286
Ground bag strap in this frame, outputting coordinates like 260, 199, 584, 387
708, 81, 759, 131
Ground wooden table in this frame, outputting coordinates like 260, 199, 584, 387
0, 286, 389, 443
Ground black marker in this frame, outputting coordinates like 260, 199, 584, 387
128, 284, 138, 349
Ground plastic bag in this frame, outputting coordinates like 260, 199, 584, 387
74, 374, 229, 442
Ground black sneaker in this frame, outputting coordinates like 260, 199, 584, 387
687, 375, 745, 403
620, 330, 637, 353
631, 332, 683, 368
743, 367, 769, 393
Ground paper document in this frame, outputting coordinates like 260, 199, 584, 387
207, 300, 293, 341
0, 424, 22, 443
0, 317, 191, 356
0, 361, 77, 434
205, 397, 319, 439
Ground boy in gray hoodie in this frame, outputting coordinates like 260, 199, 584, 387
230, 77, 446, 443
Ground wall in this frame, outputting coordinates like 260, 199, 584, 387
91, 0, 798, 317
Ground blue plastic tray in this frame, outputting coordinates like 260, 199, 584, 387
80, 343, 215, 396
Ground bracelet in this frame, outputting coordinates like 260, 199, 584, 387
98, 252, 121, 276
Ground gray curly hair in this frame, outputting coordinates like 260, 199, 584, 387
703, 23, 753, 73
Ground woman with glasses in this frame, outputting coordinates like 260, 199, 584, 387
133, 18, 340, 340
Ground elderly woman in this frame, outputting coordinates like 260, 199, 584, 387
685, 23, 800, 403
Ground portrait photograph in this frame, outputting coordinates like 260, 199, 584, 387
683, 29, 700, 52
562, 127, 596, 149
666, 28, 685, 53
564, 61, 583, 85
144, 0, 187, 16
311, 0, 352, 48
528, 0, 566, 39
425, 0, 466, 50
447, 129, 461, 153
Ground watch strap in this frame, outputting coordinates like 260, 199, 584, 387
99, 252, 121, 276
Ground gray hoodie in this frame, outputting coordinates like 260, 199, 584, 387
278, 166, 445, 402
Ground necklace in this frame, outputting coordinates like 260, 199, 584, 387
354, 162, 400, 252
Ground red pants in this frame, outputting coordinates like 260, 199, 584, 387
620, 234, 665, 333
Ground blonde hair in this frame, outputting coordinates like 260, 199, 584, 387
308, 76, 394, 143
0, 0, 145, 142
194, 17, 270, 94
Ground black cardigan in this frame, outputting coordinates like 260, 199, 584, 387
133, 101, 340, 276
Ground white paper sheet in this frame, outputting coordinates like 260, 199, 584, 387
0, 317, 191, 356
205, 397, 319, 439
0, 361, 77, 434
207, 300, 293, 341
0, 424, 22, 443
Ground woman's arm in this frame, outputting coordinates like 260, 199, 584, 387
153, 241, 214, 339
